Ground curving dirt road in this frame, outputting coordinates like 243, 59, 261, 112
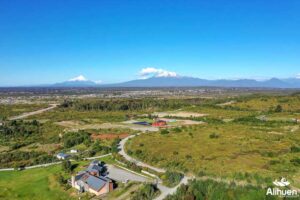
119, 134, 166, 173
118, 134, 191, 200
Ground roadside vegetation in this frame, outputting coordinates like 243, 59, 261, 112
161, 171, 183, 187
165, 179, 278, 200
130, 183, 160, 200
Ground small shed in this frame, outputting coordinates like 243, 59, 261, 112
70, 149, 78, 153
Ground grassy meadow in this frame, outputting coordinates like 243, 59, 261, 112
126, 94, 300, 186
0, 165, 74, 200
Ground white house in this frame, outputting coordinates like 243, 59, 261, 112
70, 149, 78, 153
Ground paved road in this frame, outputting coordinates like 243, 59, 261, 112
9, 104, 58, 120
118, 134, 191, 200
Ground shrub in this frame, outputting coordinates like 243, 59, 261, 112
111, 138, 121, 153
291, 145, 300, 153
160, 129, 169, 135
274, 105, 283, 112
290, 158, 300, 166
131, 184, 159, 200
198, 170, 206, 177
62, 160, 72, 173
172, 127, 182, 133
163, 171, 183, 187
209, 133, 220, 139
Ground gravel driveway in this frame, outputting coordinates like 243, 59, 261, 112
106, 164, 150, 183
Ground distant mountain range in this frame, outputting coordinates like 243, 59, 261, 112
50, 76, 300, 88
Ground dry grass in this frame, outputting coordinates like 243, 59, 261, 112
127, 123, 300, 182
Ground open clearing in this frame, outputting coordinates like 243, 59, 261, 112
91, 133, 129, 140
153, 111, 208, 118
54, 120, 85, 128
57, 121, 159, 132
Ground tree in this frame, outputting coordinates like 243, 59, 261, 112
92, 140, 102, 152
62, 160, 72, 173
275, 105, 283, 112
111, 138, 120, 153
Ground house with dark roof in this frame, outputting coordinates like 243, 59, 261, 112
71, 160, 113, 196
56, 152, 70, 160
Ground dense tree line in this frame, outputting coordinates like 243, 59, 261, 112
60, 98, 205, 112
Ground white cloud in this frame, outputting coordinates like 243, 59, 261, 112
69, 75, 87, 81
139, 67, 178, 78
296, 73, 300, 79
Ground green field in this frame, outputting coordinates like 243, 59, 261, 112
0, 165, 74, 200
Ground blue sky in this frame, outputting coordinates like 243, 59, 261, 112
0, 0, 300, 86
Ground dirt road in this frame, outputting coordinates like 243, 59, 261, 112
9, 104, 58, 120
118, 134, 192, 200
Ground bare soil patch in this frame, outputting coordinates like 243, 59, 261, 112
55, 120, 84, 127
217, 101, 236, 106
153, 111, 207, 118
92, 133, 129, 140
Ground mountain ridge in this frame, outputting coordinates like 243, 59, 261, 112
48, 76, 300, 88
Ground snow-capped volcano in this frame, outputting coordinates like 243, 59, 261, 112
68, 75, 88, 82
52, 75, 100, 87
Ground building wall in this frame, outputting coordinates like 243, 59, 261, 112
109, 182, 113, 191
72, 176, 113, 196
89, 183, 109, 196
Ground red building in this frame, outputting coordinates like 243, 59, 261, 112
152, 120, 167, 127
